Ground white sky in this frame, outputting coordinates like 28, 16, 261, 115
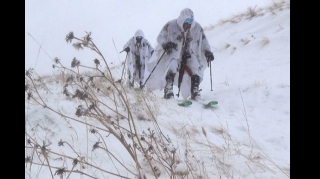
25, 0, 290, 178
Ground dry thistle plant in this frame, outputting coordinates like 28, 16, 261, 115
25, 31, 196, 179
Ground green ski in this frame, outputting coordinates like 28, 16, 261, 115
178, 100, 192, 107
178, 100, 218, 107
203, 101, 218, 108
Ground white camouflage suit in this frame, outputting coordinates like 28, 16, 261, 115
123, 29, 154, 87
144, 8, 212, 99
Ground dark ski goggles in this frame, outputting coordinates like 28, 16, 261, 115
136, 36, 143, 39
184, 18, 193, 24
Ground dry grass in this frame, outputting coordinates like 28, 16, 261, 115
224, 43, 230, 49
261, 37, 270, 47
205, 0, 289, 28
241, 38, 251, 46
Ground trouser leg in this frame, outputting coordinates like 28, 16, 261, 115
164, 71, 176, 99
191, 74, 201, 100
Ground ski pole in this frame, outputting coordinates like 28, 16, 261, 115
140, 49, 167, 89
209, 60, 213, 91
119, 53, 128, 82
119, 49, 126, 53
136, 56, 142, 87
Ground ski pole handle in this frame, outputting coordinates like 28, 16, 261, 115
209, 60, 213, 91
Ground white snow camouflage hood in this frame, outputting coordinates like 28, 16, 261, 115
134, 29, 144, 43
176, 8, 196, 31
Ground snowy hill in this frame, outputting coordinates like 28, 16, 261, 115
25, 1, 290, 179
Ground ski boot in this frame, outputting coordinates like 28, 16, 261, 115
164, 72, 175, 99
191, 75, 201, 100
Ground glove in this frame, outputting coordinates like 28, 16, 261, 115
162, 42, 177, 51
151, 50, 154, 56
123, 47, 130, 53
182, 51, 191, 59
205, 50, 214, 62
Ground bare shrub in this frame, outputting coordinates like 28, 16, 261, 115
246, 6, 258, 20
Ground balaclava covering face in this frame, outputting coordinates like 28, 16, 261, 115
134, 29, 144, 43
